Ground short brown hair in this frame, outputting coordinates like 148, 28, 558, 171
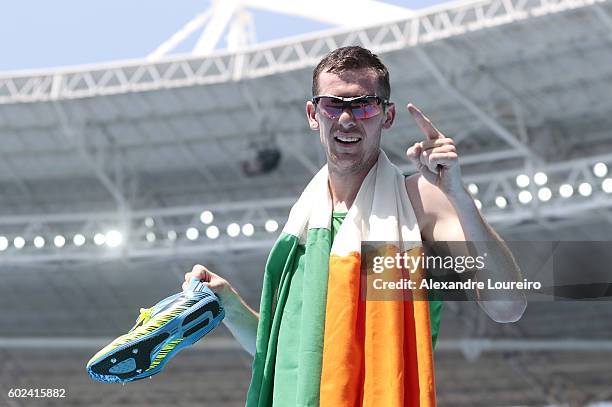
312, 46, 390, 99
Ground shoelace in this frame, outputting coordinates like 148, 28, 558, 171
130, 307, 153, 331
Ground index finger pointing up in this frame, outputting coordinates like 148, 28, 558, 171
407, 103, 444, 140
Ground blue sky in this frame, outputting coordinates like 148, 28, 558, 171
0, 1, 446, 72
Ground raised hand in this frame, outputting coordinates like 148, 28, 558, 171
405, 103, 463, 196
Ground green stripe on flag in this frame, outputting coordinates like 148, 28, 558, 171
247, 229, 331, 407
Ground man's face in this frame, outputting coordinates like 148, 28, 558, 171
306, 68, 395, 176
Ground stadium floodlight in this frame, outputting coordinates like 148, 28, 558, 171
593, 162, 608, 178
559, 184, 574, 198
186, 227, 199, 241
73, 234, 86, 246
265, 219, 279, 232
495, 196, 507, 209
200, 211, 214, 224
468, 183, 478, 195
206, 226, 219, 239
538, 187, 552, 202
534, 172, 548, 186
242, 223, 254, 237
33, 236, 45, 248
146, 232, 156, 243
14, 236, 25, 249
144, 217, 155, 228
0, 236, 8, 251
54, 235, 66, 248
167, 230, 178, 241
518, 190, 533, 204
516, 174, 530, 188
578, 182, 592, 197
93, 233, 106, 246
474, 199, 482, 210
105, 230, 123, 248
603, 178, 612, 193
227, 223, 240, 237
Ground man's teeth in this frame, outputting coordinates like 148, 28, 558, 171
335, 135, 360, 143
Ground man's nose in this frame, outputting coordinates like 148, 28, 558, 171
337, 107, 357, 130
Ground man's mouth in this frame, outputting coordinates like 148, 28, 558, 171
334, 134, 362, 144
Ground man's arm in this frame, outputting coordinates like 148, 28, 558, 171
405, 103, 526, 323
406, 174, 526, 322
185, 265, 259, 356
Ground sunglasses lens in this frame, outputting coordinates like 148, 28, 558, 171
317, 97, 383, 120
351, 101, 382, 119
317, 98, 345, 119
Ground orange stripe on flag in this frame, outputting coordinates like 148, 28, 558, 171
320, 252, 363, 406
320, 246, 436, 406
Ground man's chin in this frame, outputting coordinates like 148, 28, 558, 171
328, 157, 364, 174
328, 151, 379, 175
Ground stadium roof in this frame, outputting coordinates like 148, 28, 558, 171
1, 0, 612, 263
1, 1, 612, 405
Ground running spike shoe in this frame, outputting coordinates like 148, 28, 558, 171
86, 278, 224, 383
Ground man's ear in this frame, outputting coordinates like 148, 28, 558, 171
382, 102, 395, 129
306, 101, 319, 130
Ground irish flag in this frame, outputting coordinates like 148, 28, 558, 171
246, 151, 441, 406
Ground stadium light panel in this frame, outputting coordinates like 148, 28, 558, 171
518, 190, 533, 204
538, 187, 552, 202
227, 223, 240, 237
186, 227, 199, 241
242, 223, 254, 237
14, 236, 25, 249
602, 178, 612, 193
0, 236, 8, 251
559, 184, 573, 198
495, 196, 507, 209
200, 211, 214, 224
73, 234, 86, 246
516, 174, 530, 188
578, 182, 592, 197
593, 162, 608, 178
94, 233, 106, 246
54, 235, 66, 248
265, 219, 279, 232
534, 172, 548, 186
206, 226, 219, 239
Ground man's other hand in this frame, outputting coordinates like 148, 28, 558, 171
183, 264, 232, 298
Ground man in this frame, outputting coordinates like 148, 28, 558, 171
185, 46, 526, 404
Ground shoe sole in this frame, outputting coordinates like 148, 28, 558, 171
87, 296, 224, 383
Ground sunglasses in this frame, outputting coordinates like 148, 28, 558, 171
312, 94, 389, 120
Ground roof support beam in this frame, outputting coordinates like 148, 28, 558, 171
413, 47, 537, 160
592, 3, 612, 34
194, 1, 240, 55
147, 9, 214, 60
51, 102, 130, 214
0, 157, 34, 198
239, 0, 412, 27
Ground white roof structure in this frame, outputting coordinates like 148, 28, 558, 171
1, 0, 611, 264
1, 1, 612, 406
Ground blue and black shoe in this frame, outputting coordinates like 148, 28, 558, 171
86, 278, 224, 383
